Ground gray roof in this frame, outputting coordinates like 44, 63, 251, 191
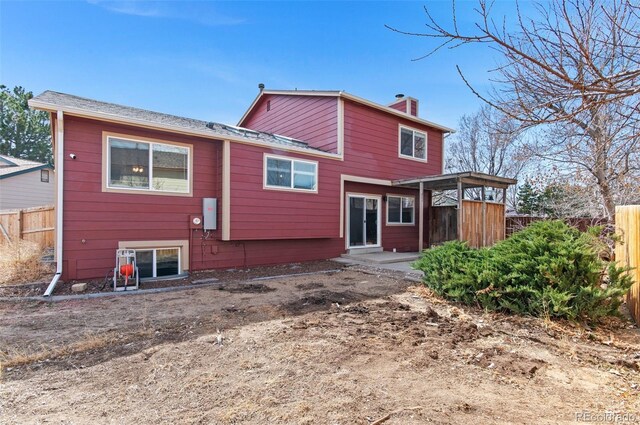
30, 91, 320, 152
0, 155, 50, 179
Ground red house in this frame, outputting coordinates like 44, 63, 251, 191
29, 87, 514, 290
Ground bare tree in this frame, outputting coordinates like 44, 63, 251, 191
446, 105, 528, 208
388, 0, 640, 219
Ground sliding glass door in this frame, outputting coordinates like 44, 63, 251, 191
348, 195, 380, 248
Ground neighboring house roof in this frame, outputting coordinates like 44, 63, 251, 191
28, 91, 323, 153
237, 89, 456, 133
0, 154, 50, 180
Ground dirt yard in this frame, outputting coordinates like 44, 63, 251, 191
1, 266, 639, 424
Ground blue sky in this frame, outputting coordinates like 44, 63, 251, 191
0, 1, 525, 128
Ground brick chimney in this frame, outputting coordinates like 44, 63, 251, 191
388, 94, 419, 117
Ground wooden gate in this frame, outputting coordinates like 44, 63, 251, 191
615, 205, 640, 325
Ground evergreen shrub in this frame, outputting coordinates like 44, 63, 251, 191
412, 220, 633, 322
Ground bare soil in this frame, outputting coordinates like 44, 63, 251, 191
1, 268, 639, 424
0, 260, 343, 297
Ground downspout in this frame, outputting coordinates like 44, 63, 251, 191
44, 110, 64, 297
442, 131, 452, 175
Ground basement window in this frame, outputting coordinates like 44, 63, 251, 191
106, 134, 191, 195
264, 155, 318, 192
399, 126, 427, 161
135, 247, 181, 279
387, 195, 415, 225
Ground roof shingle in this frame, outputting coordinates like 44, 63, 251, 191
30, 91, 322, 152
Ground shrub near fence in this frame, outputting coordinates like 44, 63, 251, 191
506, 215, 609, 237
0, 206, 55, 248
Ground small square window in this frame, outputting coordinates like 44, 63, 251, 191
399, 127, 427, 161
387, 195, 415, 225
41, 169, 50, 183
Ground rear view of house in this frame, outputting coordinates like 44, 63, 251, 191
29, 87, 514, 286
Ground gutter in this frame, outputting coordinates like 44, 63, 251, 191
44, 111, 64, 297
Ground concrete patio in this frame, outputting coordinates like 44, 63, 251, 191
334, 251, 424, 281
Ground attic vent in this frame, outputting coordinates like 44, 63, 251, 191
206, 122, 215, 130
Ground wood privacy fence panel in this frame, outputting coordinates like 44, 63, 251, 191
461, 200, 505, 248
0, 206, 55, 248
430, 206, 458, 246
615, 205, 640, 326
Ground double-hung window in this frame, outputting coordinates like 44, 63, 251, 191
265, 155, 318, 192
106, 134, 191, 195
399, 126, 427, 161
387, 195, 415, 225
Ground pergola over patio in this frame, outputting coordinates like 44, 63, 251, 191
393, 172, 518, 251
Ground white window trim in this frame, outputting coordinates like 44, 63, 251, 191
398, 125, 428, 163
135, 246, 182, 279
386, 194, 416, 226
103, 132, 193, 197
263, 153, 318, 193
346, 192, 382, 249
118, 240, 189, 271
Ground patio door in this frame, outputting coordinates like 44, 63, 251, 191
348, 195, 381, 248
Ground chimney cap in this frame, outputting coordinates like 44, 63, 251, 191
258, 83, 265, 91
395, 93, 405, 99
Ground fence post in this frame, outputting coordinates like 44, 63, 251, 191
17, 209, 23, 240
615, 205, 640, 326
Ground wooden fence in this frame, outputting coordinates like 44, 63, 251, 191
461, 200, 505, 248
430, 201, 506, 248
615, 205, 640, 326
0, 206, 55, 248
506, 215, 609, 236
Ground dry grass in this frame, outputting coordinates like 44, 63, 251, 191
0, 330, 153, 371
0, 240, 52, 285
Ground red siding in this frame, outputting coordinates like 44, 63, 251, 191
241, 94, 338, 152
410, 100, 417, 116
229, 143, 341, 240
345, 182, 423, 252
58, 93, 446, 281
60, 117, 347, 281
61, 116, 221, 280
343, 99, 443, 180
388, 99, 408, 113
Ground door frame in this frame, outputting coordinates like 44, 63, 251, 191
345, 192, 382, 249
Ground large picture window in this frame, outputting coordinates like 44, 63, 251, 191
399, 126, 427, 161
387, 195, 415, 225
107, 135, 190, 194
265, 155, 318, 192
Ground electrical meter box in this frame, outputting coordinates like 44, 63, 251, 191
203, 198, 217, 230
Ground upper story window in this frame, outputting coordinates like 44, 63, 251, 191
399, 126, 427, 161
264, 154, 318, 192
106, 134, 191, 195
387, 195, 415, 225
40, 169, 50, 183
